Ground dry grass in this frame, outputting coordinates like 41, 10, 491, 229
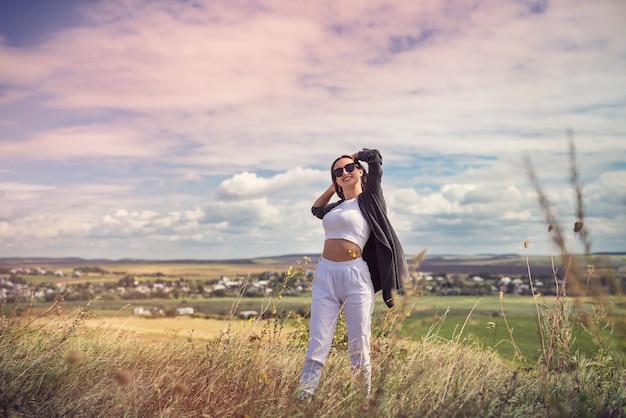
1, 297, 624, 417
33, 315, 296, 341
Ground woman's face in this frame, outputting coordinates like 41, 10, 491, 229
332, 157, 362, 188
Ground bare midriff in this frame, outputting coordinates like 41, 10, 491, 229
322, 238, 362, 262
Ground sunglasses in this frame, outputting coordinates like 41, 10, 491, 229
333, 162, 356, 178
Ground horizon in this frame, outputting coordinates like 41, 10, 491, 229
0, 0, 624, 260
1, 250, 624, 264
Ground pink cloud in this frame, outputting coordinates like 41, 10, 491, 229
0, 124, 171, 160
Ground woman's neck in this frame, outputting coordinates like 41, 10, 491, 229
343, 185, 362, 200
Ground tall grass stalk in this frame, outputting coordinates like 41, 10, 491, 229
497, 291, 524, 364
524, 240, 547, 366
524, 135, 601, 372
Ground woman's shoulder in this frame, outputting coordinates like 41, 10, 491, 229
357, 189, 376, 205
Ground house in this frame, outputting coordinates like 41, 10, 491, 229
133, 307, 151, 316
135, 285, 151, 294
213, 283, 226, 290
176, 307, 194, 316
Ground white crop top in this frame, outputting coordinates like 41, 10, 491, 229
323, 198, 371, 250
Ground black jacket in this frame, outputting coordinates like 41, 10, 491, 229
311, 149, 408, 308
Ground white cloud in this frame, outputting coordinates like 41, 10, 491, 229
184, 206, 205, 221
216, 167, 325, 199
102, 215, 120, 225
501, 210, 532, 221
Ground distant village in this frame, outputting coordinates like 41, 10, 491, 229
0, 265, 312, 317
0, 262, 591, 318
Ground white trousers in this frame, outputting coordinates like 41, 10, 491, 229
298, 257, 375, 397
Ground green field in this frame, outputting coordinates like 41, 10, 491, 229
401, 296, 626, 365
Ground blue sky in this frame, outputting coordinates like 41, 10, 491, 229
0, 0, 624, 260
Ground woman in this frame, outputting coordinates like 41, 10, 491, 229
298, 148, 408, 402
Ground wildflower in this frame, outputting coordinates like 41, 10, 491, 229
574, 221, 583, 232
63, 350, 85, 364
587, 265, 595, 274
523, 240, 530, 249
114, 369, 132, 385
498, 291, 503, 300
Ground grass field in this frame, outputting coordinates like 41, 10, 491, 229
11, 292, 624, 369
6, 259, 299, 282
3, 276, 626, 416
76, 316, 292, 342
5, 255, 626, 371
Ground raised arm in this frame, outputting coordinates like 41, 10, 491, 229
355, 148, 383, 194
312, 184, 336, 209
311, 184, 340, 219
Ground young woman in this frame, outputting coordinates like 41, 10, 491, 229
298, 148, 408, 402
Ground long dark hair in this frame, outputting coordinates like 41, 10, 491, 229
331, 155, 368, 200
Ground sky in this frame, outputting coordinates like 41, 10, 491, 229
0, 0, 624, 261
